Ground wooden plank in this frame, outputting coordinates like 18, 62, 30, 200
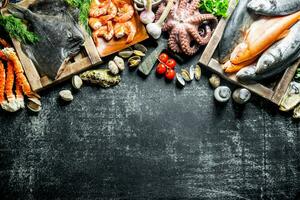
207, 59, 274, 100
80, 25, 102, 65
271, 60, 300, 105
11, 39, 43, 91
199, 0, 237, 66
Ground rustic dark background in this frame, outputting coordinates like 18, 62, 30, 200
0, 59, 300, 199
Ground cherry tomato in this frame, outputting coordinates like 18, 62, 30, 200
158, 53, 169, 63
165, 68, 176, 80
166, 59, 176, 69
156, 63, 167, 75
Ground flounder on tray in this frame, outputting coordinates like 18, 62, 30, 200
8, 0, 84, 80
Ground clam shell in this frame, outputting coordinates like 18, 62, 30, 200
59, 90, 73, 102
72, 75, 83, 90
209, 74, 221, 88
109, 60, 120, 75
133, 50, 146, 57
118, 50, 133, 58
181, 69, 191, 82
27, 97, 42, 112
176, 73, 185, 87
113, 56, 125, 71
232, 88, 251, 104
128, 56, 142, 67
134, 44, 147, 53
189, 65, 195, 81
194, 65, 201, 81
214, 86, 231, 103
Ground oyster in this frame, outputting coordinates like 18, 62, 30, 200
118, 50, 133, 58
108, 60, 119, 75
59, 90, 73, 102
113, 56, 125, 71
279, 81, 300, 112
134, 44, 148, 53
194, 65, 201, 81
128, 56, 142, 68
181, 69, 192, 82
133, 50, 146, 57
72, 75, 83, 90
209, 74, 221, 88
80, 69, 121, 88
293, 104, 300, 119
27, 98, 42, 112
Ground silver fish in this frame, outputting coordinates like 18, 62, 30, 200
256, 21, 300, 74
237, 50, 300, 83
247, 0, 300, 16
218, 0, 256, 64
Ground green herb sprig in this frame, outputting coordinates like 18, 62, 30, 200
199, 0, 229, 18
0, 15, 39, 44
65, 0, 91, 35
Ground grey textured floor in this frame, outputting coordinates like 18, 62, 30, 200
0, 62, 299, 199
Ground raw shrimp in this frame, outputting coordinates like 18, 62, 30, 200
89, 0, 111, 17
113, 0, 134, 23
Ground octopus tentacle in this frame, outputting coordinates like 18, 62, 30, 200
188, 25, 212, 45
168, 28, 182, 53
155, 2, 166, 21
188, 0, 200, 14
179, 28, 199, 56
187, 13, 218, 26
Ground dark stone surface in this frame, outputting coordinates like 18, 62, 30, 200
0, 59, 299, 199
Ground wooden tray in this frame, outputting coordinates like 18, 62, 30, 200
95, 0, 149, 57
199, 0, 299, 105
9, 0, 102, 92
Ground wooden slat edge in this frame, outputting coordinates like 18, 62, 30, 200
199, 0, 237, 66
80, 25, 102, 65
11, 39, 43, 91
271, 60, 300, 105
207, 59, 274, 100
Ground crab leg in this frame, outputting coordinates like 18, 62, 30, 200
0, 60, 6, 105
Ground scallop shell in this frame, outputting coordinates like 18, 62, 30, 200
59, 90, 73, 102
133, 50, 146, 57
128, 56, 142, 67
72, 75, 83, 90
209, 74, 221, 88
118, 50, 133, 58
194, 65, 201, 81
113, 56, 125, 71
176, 73, 185, 87
109, 60, 120, 75
181, 69, 191, 82
134, 44, 148, 53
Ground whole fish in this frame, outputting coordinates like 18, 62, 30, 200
236, 49, 300, 83
8, 1, 84, 80
230, 10, 300, 65
247, 0, 300, 16
256, 21, 300, 74
218, 0, 255, 64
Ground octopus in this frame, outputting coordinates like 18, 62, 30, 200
155, 0, 218, 56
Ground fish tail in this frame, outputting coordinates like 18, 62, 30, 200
7, 3, 33, 20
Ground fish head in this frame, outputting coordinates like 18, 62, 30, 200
247, 0, 271, 13
256, 54, 275, 73
236, 65, 257, 83
230, 42, 250, 64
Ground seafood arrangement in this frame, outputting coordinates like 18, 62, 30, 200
220, 0, 300, 83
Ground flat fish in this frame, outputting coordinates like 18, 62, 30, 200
8, 1, 84, 80
256, 21, 300, 74
247, 0, 300, 16
236, 49, 300, 83
218, 0, 255, 64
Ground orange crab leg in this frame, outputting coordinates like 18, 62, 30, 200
0, 60, 6, 104
5, 61, 15, 102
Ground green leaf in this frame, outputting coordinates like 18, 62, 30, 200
199, 0, 229, 18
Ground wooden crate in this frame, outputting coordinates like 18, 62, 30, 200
9, 0, 102, 92
199, 0, 299, 105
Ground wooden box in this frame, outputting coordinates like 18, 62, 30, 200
199, 0, 299, 105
